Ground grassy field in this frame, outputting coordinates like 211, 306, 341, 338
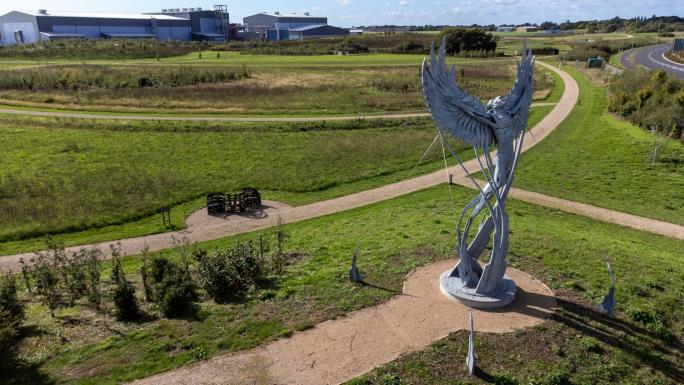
514, 64, 684, 225
6, 183, 682, 385
0, 105, 556, 254
0, 55, 556, 116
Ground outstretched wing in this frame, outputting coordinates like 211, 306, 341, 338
422, 39, 495, 149
503, 41, 535, 138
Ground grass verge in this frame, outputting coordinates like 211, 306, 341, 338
515, 64, 684, 225
7, 183, 683, 385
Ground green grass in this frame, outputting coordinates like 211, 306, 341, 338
0, 53, 560, 116
515, 64, 684, 225
0, 106, 555, 255
10, 182, 683, 384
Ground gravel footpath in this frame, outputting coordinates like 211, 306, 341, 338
130, 260, 555, 385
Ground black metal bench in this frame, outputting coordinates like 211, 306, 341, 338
206, 188, 262, 216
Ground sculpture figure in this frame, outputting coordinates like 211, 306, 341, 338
349, 241, 364, 283
422, 39, 535, 308
598, 262, 616, 317
466, 311, 476, 375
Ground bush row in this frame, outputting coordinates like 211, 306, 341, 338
0, 39, 201, 60
608, 70, 684, 141
0, 65, 251, 91
13, 224, 291, 326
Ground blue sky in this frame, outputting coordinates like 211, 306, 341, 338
3, 1, 683, 27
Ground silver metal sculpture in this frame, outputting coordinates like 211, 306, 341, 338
422, 39, 535, 308
597, 262, 616, 317
466, 311, 476, 375
349, 241, 364, 283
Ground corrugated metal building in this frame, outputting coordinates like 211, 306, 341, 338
0, 7, 229, 46
243, 12, 348, 41
151, 6, 229, 41
289, 25, 350, 40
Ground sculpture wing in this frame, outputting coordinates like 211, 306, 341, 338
503, 42, 535, 138
422, 39, 495, 149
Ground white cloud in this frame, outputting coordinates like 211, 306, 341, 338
339, 0, 351, 6
399, 0, 409, 6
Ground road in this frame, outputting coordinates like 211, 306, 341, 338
621, 43, 684, 79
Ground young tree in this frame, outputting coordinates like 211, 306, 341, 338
147, 257, 197, 318
195, 241, 266, 303
272, 218, 289, 274
0, 273, 25, 353
31, 252, 62, 317
84, 248, 102, 309
140, 247, 153, 302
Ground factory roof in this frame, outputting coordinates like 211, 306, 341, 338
288, 24, 329, 32
254, 12, 323, 19
16, 10, 186, 20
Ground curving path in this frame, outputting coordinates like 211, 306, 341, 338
0, 103, 556, 123
621, 43, 684, 79
0, 60, 663, 272
131, 259, 555, 385
4, 61, 681, 273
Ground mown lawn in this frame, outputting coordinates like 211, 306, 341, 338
0, 106, 554, 255
7, 183, 683, 385
515, 64, 684, 225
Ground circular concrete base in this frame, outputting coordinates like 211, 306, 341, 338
439, 269, 517, 309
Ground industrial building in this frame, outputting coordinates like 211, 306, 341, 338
0, 6, 229, 46
496, 26, 516, 32
516, 26, 538, 33
243, 12, 348, 41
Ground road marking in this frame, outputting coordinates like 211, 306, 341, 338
647, 45, 684, 72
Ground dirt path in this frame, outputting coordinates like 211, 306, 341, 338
0, 103, 555, 123
130, 259, 555, 385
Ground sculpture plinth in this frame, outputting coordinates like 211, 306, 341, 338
440, 268, 516, 309
422, 39, 535, 309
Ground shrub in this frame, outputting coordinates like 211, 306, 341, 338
147, 257, 197, 318
195, 241, 266, 303
608, 70, 684, 141
438, 27, 497, 55
113, 277, 140, 322
531, 46, 560, 55
110, 252, 140, 322
0, 273, 25, 354
83, 248, 102, 309
30, 251, 62, 317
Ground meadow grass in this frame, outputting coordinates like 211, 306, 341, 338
0, 52, 561, 116
514, 64, 684, 225
9, 183, 683, 385
0, 60, 550, 116
0, 106, 555, 255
